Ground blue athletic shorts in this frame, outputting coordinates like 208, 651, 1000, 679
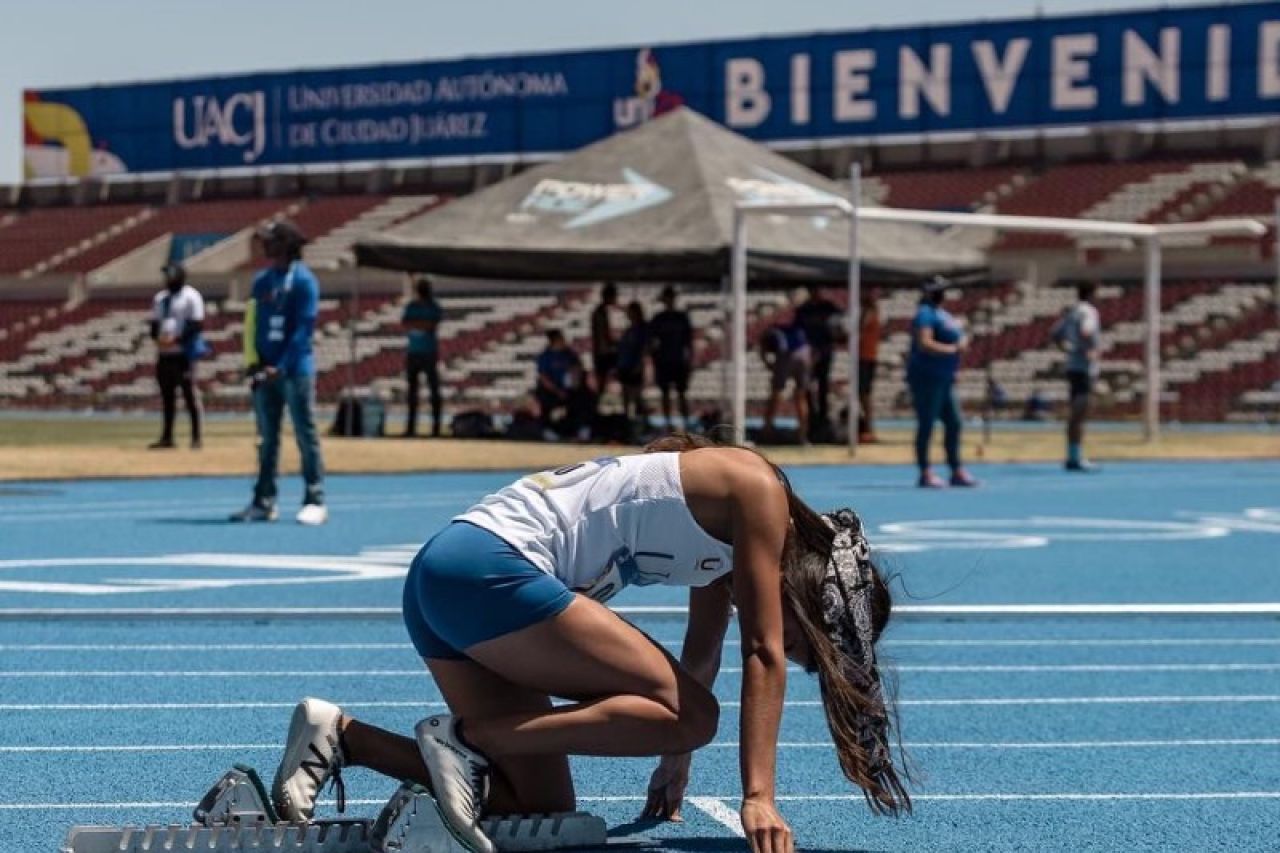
402, 521, 577, 660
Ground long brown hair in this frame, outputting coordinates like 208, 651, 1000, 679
642, 434, 911, 815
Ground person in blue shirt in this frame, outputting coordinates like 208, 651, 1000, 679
907, 277, 977, 488
535, 329, 593, 440
403, 276, 445, 437
230, 220, 328, 525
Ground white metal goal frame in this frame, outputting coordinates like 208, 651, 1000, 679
730, 167, 1269, 454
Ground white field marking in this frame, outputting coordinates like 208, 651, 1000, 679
6, 695, 1280, 713
687, 798, 745, 836
5, 793, 1280, 811
878, 516, 1231, 543
7, 738, 1280, 755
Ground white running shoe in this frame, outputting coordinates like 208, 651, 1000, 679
272, 697, 346, 822
229, 502, 278, 522
296, 504, 329, 526
414, 715, 493, 853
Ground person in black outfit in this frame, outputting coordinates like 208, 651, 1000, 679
149, 262, 204, 449
648, 285, 693, 430
794, 285, 841, 438
616, 300, 649, 424
590, 283, 620, 394
402, 276, 444, 437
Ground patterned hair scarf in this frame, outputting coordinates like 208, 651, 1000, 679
819, 508, 893, 782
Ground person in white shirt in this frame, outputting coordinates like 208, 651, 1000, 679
148, 262, 204, 449
1051, 283, 1102, 472
268, 436, 910, 853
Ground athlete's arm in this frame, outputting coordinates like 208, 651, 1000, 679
643, 580, 732, 821
682, 579, 732, 685
729, 464, 793, 853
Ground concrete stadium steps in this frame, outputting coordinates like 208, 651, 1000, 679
994, 160, 1223, 251
0, 283, 1274, 423
59, 199, 299, 276
869, 166, 1027, 212
303, 194, 443, 270
0, 206, 147, 275
240, 195, 390, 270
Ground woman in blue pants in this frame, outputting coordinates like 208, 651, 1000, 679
907, 278, 978, 489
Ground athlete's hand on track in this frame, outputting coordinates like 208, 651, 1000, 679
641, 753, 691, 821
740, 797, 794, 853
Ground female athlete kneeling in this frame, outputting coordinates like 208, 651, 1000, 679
269, 436, 909, 853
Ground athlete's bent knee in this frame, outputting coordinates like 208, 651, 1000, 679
672, 681, 719, 752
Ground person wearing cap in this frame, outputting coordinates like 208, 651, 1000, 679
266, 436, 910, 853
648, 285, 694, 431
148, 262, 205, 449
402, 276, 445, 438
230, 220, 328, 525
907, 277, 977, 488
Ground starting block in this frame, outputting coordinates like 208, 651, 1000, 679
373, 782, 610, 853
62, 765, 648, 853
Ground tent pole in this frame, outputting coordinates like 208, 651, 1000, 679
1274, 197, 1280, 323
731, 209, 749, 445
719, 274, 731, 420
1143, 237, 1161, 442
847, 164, 862, 457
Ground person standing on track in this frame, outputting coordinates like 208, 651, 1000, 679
402, 276, 444, 438
1051, 283, 1102, 472
794, 285, 840, 440
230, 220, 328, 525
148, 262, 205, 450
648, 285, 694, 432
908, 277, 977, 489
857, 287, 881, 444
590, 283, 620, 395
269, 436, 910, 853
760, 320, 812, 445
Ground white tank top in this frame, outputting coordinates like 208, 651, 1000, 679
455, 453, 734, 603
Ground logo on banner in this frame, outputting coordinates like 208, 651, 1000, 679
727, 167, 844, 228
516, 168, 673, 228
173, 91, 267, 164
614, 48, 685, 129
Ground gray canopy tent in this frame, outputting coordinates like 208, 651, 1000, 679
354, 107, 984, 436
355, 107, 982, 282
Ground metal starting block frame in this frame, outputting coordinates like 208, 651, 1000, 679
62, 765, 649, 853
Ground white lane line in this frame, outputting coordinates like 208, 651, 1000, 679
887, 638, 1280, 647
898, 664, 1280, 673
5, 793, 1280, 811
0, 606, 686, 621
0, 643, 411, 652
5, 695, 1280, 712
6, 603, 1280, 621
7, 738, 1278, 755
6, 637, 1280, 652
687, 798, 745, 836
3, 662, 1276, 677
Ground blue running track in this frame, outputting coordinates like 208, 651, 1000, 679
1, 459, 1278, 851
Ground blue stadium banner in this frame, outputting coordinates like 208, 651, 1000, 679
22, 2, 1280, 179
